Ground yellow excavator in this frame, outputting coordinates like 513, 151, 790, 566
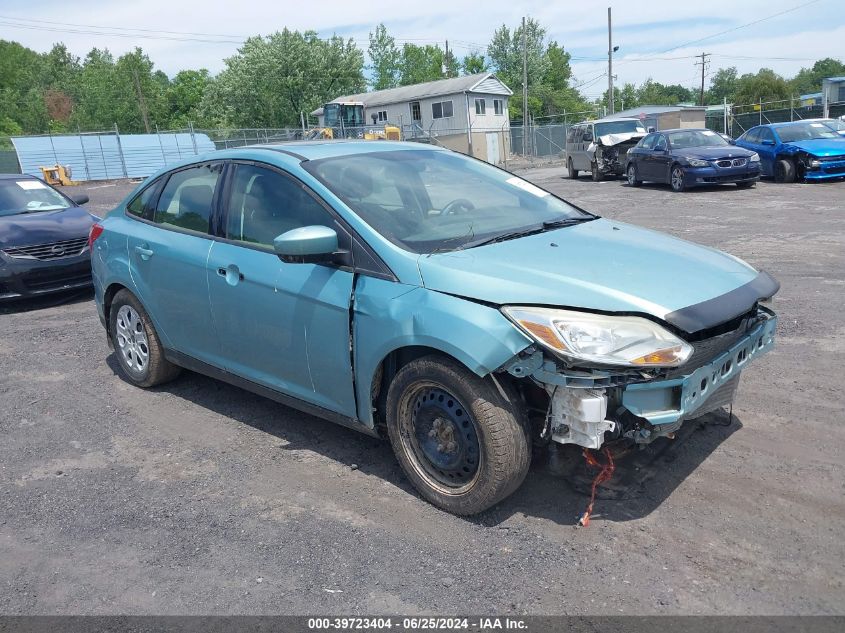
307, 101, 400, 141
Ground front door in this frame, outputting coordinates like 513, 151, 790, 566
207, 162, 357, 417
126, 161, 223, 366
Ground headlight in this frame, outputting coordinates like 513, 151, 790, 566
502, 307, 693, 367
749, 152, 760, 162
685, 158, 710, 167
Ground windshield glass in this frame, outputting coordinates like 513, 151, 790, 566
305, 150, 593, 254
594, 120, 647, 137
667, 129, 730, 149
776, 122, 841, 142
0, 179, 71, 217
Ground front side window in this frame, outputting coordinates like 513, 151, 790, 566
154, 163, 221, 233
0, 179, 71, 217
653, 135, 668, 151
759, 128, 776, 144
639, 134, 657, 150
475, 98, 486, 115
305, 149, 592, 254
742, 128, 761, 144
493, 99, 504, 115
432, 100, 454, 119
225, 164, 334, 249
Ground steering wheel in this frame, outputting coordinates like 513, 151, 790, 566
442, 198, 476, 215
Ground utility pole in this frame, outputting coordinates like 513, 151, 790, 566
132, 67, 151, 133
522, 16, 529, 155
607, 7, 614, 115
695, 52, 711, 106
444, 40, 450, 77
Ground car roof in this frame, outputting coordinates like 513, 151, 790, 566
256, 140, 445, 161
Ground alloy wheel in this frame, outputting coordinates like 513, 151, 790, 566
115, 304, 149, 374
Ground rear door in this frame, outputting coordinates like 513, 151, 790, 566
207, 161, 357, 416
126, 161, 224, 366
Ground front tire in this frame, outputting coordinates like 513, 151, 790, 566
774, 158, 796, 183
591, 161, 603, 182
627, 163, 642, 186
109, 289, 181, 388
385, 355, 530, 515
670, 165, 687, 192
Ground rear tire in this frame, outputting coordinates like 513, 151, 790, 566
567, 158, 579, 179
385, 355, 530, 515
627, 163, 642, 187
109, 289, 181, 388
774, 158, 796, 183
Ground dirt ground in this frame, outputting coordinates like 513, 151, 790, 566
1, 169, 843, 616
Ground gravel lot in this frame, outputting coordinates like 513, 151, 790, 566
1, 168, 843, 616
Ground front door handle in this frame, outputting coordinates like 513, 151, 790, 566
217, 265, 245, 285
134, 244, 154, 260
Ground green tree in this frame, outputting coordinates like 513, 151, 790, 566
635, 79, 694, 105
166, 69, 211, 127
205, 30, 365, 127
398, 43, 452, 85
367, 24, 400, 90
462, 52, 488, 75
790, 57, 845, 95
733, 68, 791, 106
487, 18, 549, 99
706, 66, 738, 104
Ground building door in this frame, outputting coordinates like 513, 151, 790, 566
410, 101, 421, 124
486, 132, 500, 165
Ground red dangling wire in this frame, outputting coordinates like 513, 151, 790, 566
577, 446, 615, 527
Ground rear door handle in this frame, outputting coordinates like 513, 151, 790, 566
134, 245, 154, 260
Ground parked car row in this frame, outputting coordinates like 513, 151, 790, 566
564, 118, 845, 190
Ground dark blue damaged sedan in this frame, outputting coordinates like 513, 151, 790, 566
625, 128, 761, 192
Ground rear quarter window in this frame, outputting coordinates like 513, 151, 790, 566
125, 178, 161, 219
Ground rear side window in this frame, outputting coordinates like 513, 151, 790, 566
154, 163, 221, 233
125, 178, 161, 218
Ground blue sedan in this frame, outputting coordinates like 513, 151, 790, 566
90, 142, 779, 514
625, 128, 761, 192
735, 121, 845, 182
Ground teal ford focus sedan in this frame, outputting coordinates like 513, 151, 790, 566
90, 141, 778, 515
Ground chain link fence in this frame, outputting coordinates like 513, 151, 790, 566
705, 99, 845, 137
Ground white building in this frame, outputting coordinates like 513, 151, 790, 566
311, 73, 512, 164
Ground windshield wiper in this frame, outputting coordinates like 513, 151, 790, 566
460, 217, 594, 250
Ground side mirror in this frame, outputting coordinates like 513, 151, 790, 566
648, 127, 656, 133
70, 193, 90, 205
273, 225, 344, 264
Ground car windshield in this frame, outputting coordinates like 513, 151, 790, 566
0, 179, 72, 217
305, 150, 593, 254
667, 129, 730, 149
594, 120, 647, 137
818, 119, 845, 132
776, 122, 841, 142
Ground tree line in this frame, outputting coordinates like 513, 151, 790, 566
1, 19, 843, 137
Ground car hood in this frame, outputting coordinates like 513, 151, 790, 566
677, 146, 756, 160
0, 206, 95, 248
783, 138, 845, 156
417, 219, 776, 333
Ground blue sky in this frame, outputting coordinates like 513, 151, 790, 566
1, 0, 843, 101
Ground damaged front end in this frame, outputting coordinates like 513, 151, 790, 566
499, 306, 777, 449
590, 132, 646, 177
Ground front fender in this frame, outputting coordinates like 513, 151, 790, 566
353, 276, 532, 426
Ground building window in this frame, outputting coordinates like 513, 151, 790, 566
493, 99, 504, 115
475, 98, 486, 115
377, 110, 388, 122
410, 101, 421, 122
431, 100, 454, 119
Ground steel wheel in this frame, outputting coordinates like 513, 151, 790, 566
399, 384, 481, 494
115, 304, 150, 375
671, 166, 686, 192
